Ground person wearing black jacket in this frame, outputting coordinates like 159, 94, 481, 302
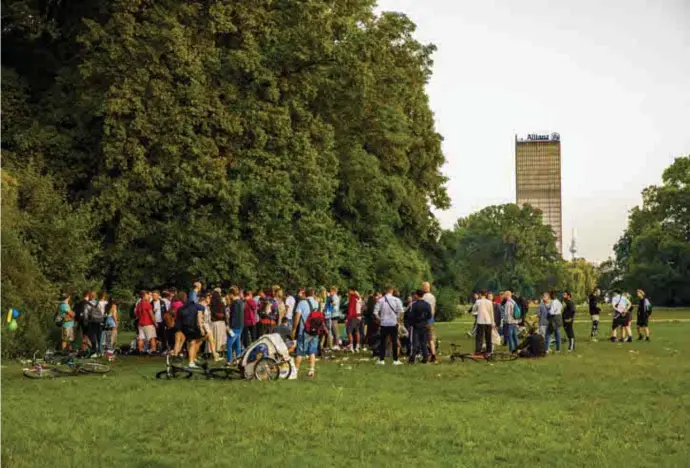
562, 291, 576, 352
515, 293, 529, 327
588, 288, 601, 341
407, 290, 432, 364
517, 328, 546, 358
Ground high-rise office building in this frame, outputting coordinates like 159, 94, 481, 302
515, 132, 562, 255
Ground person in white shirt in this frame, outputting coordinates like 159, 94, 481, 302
545, 291, 563, 352
473, 291, 495, 354
373, 286, 404, 365
285, 292, 296, 329
422, 282, 438, 363
610, 290, 632, 342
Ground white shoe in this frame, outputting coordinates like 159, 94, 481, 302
188, 362, 198, 369
591, 338, 598, 342
393, 360, 404, 366
376, 360, 386, 366
332, 345, 341, 351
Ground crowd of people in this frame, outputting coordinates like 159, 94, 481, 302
55, 281, 653, 378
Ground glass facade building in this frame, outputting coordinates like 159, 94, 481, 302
515, 134, 562, 255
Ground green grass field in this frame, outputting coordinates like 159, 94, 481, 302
3, 308, 690, 467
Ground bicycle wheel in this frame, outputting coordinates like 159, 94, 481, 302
79, 362, 111, 374
23, 367, 58, 379
278, 359, 293, 380
488, 352, 518, 362
254, 357, 279, 381
207, 367, 233, 380
155, 368, 193, 380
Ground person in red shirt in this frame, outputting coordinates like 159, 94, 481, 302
135, 290, 157, 353
242, 290, 259, 347
346, 287, 362, 352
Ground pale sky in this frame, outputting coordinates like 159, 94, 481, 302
377, 0, 690, 262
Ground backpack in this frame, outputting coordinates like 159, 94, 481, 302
163, 309, 176, 328
89, 302, 105, 324
303, 300, 326, 336
513, 301, 522, 320
54, 305, 64, 328
182, 304, 198, 328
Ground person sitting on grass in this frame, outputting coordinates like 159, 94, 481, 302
517, 327, 546, 358
275, 317, 296, 353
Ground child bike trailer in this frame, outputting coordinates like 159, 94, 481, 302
240, 333, 295, 380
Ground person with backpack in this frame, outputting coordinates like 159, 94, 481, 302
407, 290, 432, 364
226, 286, 244, 363
373, 286, 405, 365
502, 291, 520, 353
85, 291, 104, 356
562, 291, 576, 352
291, 288, 323, 379
545, 291, 563, 353
57, 294, 75, 351
636, 289, 652, 341
179, 294, 207, 368
135, 290, 158, 353
588, 288, 602, 341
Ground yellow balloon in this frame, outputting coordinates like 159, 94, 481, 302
6, 309, 12, 324
8, 319, 18, 331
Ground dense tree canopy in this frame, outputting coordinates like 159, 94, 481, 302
613, 156, 690, 305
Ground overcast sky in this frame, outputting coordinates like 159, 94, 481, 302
377, 0, 690, 262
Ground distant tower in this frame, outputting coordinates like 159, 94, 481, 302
569, 228, 577, 261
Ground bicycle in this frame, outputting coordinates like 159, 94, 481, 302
22, 351, 74, 379
46, 350, 111, 375
448, 344, 517, 363
155, 354, 241, 380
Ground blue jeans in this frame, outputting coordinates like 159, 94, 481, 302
226, 328, 243, 361
545, 326, 561, 351
506, 324, 518, 352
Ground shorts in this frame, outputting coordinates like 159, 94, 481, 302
61, 327, 75, 342
346, 318, 362, 334
296, 334, 319, 357
137, 325, 157, 341
612, 316, 627, 330
426, 323, 436, 341
637, 315, 649, 327
183, 327, 201, 341
590, 314, 600, 322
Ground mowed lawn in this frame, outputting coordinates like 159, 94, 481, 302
2, 308, 690, 468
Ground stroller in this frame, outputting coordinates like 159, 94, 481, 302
239, 333, 295, 380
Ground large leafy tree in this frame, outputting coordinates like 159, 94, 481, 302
432, 204, 561, 299
614, 156, 690, 305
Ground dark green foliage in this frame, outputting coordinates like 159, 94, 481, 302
2, 1, 451, 348
431, 204, 561, 300
614, 156, 690, 305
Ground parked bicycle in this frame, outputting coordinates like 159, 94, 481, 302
23, 351, 111, 379
448, 344, 517, 363
155, 354, 240, 380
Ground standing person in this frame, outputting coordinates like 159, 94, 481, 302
291, 288, 321, 379
623, 292, 635, 342
364, 291, 381, 349
407, 290, 432, 363
537, 292, 551, 336
162, 294, 181, 353
275, 288, 287, 324
97, 292, 109, 324
242, 290, 259, 347
189, 281, 202, 304
135, 290, 157, 353
285, 290, 297, 329
488, 292, 503, 342
85, 291, 104, 356
636, 289, 652, 341
545, 291, 563, 353
473, 291, 495, 354
345, 287, 362, 352
179, 295, 207, 368
422, 282, 438, 363
151, 291, 167, 352
373, 286, 405, 365
562, 291, 576, 352
226, 286, 244, 363
515, 292, 529, 327
325, 287, 341, 350
210, 290, 227, 354
258, 289, 278, 336
172, 292, 188, 357
502, 291, 519, 353
588, 288, 602, 341
610, 290, 631, 342
73, 291, 93, 352
59, 295, 75, 351
201, 291, 221, 361
103, 299, 119, 349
